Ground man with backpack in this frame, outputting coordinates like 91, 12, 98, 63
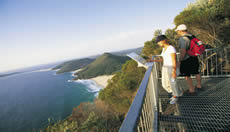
175, 24, 203, 95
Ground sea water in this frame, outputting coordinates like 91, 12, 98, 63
0, 69, 102, 132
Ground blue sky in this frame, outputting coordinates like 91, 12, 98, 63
0, 0, 195, 72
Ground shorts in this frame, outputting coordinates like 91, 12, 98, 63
180, 56, 200, 76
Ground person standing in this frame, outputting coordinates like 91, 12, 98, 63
175, 24, 202, 95
148, 35, 181, 104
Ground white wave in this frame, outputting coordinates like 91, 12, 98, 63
71, 72, 77, 77
75, 79, 103, 94
67, 80, 74, 82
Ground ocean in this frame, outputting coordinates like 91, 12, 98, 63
0, 68, 102, 132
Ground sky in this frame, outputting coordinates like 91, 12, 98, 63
0, 0, 196, 72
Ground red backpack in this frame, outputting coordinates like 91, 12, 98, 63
184, 35, 205, 56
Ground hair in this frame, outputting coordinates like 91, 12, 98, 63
163, 39, 171, 45
181, 30, 188, 32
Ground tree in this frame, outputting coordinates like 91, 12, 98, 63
165, 28, 178, 49
141, 29, 163, 57
174, 0, 230, 47
154, 29, 163, 38
99, 60, 146, 114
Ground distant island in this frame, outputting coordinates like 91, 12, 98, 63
0, 72, 21, 78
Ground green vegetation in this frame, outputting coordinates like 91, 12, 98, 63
99, 60, 146, 114
143, 0, 230, 58
174, 0, 230, 48
52, 47, 142, 75
75, 53, 130, 79
52, 58, 94, 74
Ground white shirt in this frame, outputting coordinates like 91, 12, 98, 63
160, 45, 176, 66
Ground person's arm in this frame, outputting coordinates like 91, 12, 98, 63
148, 58, 163, 62
147, 56, 163, 62
177, 37, 188, 66
171, 53, 177, 79
179, 48, 186, 61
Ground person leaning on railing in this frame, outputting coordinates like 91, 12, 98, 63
147, 35, 182, 104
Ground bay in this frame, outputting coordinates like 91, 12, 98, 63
0, 69, 101, 132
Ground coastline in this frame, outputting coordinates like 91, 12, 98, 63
90, 75, 114, 88
71, 69, 82, 77
72, 68, 114, 88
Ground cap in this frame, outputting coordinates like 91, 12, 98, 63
175, 24, 187, 31
156, 35, 167, 43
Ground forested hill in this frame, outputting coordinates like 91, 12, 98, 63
74, 53, 130, 79
52, 58, 95, 74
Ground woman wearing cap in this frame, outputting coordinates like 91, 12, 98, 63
148, 35, 182, 104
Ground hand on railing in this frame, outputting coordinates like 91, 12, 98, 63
146, 58, 163, 62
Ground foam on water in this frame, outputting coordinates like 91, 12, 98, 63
75, 80, 102, 94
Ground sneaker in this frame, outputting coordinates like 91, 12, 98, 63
170, 97, 178, 104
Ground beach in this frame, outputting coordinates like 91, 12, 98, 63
90, 75, 114, 88
73, 68, 114, 88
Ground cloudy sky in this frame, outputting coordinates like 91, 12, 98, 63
0, 0, 195, 72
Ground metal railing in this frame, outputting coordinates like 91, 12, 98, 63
155, 47, 230, 78
200, 47, 230, 77
119, 63, 159, 132
119, 47, 230, 132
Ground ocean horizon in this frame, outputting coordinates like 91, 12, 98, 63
0, 68, 102, 132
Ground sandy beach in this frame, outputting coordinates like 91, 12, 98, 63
90, 75, 114, 88
71, 69, 83, 77
73, 69, 82, 73
73, 69, 114, 88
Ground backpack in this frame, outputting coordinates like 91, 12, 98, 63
184, 35, 205, 56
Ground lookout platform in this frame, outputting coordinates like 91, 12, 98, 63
158, 78, 230, 131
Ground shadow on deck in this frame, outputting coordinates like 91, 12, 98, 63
158, 78, 230, 132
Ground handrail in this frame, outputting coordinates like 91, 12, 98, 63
119, 66, 153, 132
119, 61, 160, 132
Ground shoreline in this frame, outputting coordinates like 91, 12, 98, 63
72, 69, 114, 88
71, 69, 83, 77
89, 74, 114, 88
